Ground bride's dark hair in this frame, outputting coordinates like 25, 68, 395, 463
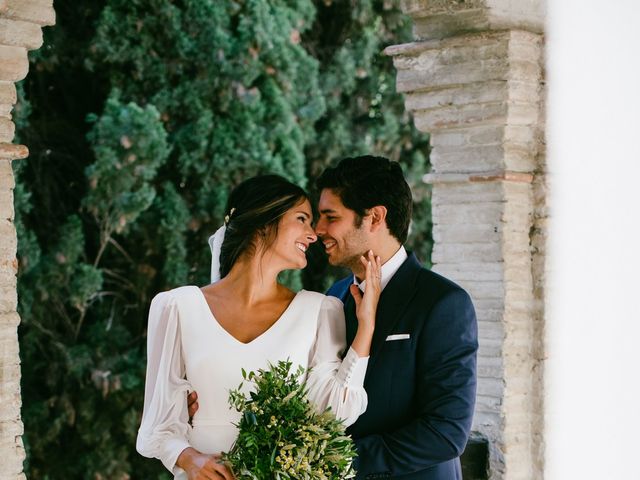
219, 175, 310, 278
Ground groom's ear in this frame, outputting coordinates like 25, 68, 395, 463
367, 205, 388, 232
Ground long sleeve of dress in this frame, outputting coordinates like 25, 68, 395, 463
305, 295, 369, 427
136, 292, 193, 475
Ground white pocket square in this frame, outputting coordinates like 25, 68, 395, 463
385, 334, 410, 341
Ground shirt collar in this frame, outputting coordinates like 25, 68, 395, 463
354, 245, 408, 292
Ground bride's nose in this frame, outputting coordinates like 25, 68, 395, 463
306, 229, 318, 244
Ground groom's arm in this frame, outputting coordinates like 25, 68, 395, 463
354, 289, 478, 476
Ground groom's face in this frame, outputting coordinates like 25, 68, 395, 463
315, 189, 370, 271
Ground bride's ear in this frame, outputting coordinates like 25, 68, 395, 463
252, 226, 270, 251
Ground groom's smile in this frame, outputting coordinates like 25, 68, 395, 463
316, 189, 370, 270
322, 240, 337, 253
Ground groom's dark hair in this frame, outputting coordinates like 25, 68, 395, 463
220, 174, 309, 278
316, 155, 413, 244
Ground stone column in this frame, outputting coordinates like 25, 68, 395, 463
0, 1, 55, 479
386, 2, 546, 479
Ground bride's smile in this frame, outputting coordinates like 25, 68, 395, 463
267, 199, 317, 270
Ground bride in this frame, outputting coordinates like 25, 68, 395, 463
136, 175, 381, 479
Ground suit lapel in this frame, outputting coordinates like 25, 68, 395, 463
367, 253, 421, 370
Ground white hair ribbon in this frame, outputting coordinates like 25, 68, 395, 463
208, 225, 226, 283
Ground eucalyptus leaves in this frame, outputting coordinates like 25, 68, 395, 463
222, 360, 356, 479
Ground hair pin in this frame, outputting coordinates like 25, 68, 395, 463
224, 207, 236, 225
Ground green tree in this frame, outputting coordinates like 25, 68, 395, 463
14, 1, 430, 477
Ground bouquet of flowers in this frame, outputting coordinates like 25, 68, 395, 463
221, 360, 357, 479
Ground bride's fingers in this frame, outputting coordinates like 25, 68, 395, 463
365, 251, 379, 290
359, 253, 369, 271
212, 462, 233, 480
349, 283, 363, 307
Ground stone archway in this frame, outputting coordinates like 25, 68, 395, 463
0, 1, 55, 479
1, 2, 547, 479
387, 2, 546, 479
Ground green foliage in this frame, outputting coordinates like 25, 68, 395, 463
224, 361, 356, 479
15, 0, 431, 478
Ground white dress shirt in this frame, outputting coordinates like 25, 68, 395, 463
354, 245, 408, 293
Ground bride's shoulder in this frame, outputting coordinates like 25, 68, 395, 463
151, 285, 201, 307
295, 290, 343, 311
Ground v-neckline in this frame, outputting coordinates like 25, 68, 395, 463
194, 286, 304, 346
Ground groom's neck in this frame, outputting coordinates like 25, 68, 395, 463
351, 238, 402, 279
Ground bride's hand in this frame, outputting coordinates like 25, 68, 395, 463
352, 250, 382, 329
349, 250, 381, 357
177, 447, 234, 480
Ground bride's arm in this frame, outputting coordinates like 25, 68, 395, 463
136, 292, 192, 475
306, 253, 381, 427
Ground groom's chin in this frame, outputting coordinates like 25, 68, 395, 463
325, 254, 341, 267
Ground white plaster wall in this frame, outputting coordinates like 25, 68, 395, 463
545, 1, 640, 478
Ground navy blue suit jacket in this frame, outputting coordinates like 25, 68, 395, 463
327, 253, 478, 480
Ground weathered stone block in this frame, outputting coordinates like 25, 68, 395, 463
403, 0, 544, 40
477, 354, 504, 377
414, 102, 508, 132
0, 81, 17, 105
476, 377, 504, 397
478, 320, 504, 341
505, 103, 539, 129
405, 81, 508, 113
0, 185, 13, 220
433, 261, 504, 281
0, 285, 17, 313
475, 308, 503, 323
433, 222, 502, 244
0, 143, 28, 160
0, 312, 20, 326
478, 337, 503, 358
0, 117, 15, 142
431, 181, 504, 205
0, 18, 43, 49
432, 201, 503, 225
432, 242, 503, 263
0, 158, 16, 187
396, 55, 509, 94
474, 409, 501, 428
0, 45, 28, 82
1, 0, 55, 27
431, 143, 506, 172
462, 280, 505, 300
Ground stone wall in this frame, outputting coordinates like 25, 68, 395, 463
389, 2, 546, 478
0, 1, 55, 479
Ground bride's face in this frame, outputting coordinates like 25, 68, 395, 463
263, 199, 317, 271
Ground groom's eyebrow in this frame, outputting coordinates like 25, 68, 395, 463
319, 209, 337, 214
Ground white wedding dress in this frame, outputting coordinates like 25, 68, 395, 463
136, 286, 368, 478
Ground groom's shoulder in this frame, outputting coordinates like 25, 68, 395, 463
402, 254, 470, 300
326, 276, 352, 299
412, 265, 473, 309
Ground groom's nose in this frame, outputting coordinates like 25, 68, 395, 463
314, 218, 326, 238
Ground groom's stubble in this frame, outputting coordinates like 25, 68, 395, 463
326, 220, 370, 276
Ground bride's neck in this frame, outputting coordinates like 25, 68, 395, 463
219, 255, 284, 305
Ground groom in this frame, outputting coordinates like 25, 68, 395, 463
315, 155, 477, 479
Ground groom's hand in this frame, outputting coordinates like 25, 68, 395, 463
188, 391, 199, 421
